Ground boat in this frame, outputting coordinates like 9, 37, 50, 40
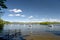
29, 24, 32, 27
48, 24, 53, 27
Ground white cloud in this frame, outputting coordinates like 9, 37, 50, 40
40, 18, 60, 22
21, 15, 25, 17
8, 14, 14, 16
29, 18, 39, 21
28, 16, 33, 19
9, 9, 22, 13
15, 14, 21, 16
48, 18, 60, 22
27, 18, 60, 22
8, 14, 26, 17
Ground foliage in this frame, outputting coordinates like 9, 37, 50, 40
0, 0, 7, 32
0, 19, 4, 32
0, 19, 10, 32
0, 0, 7, 18
40, 22, 60, 25
0, 0, 7, 10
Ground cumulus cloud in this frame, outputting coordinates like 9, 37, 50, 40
29, 19, 41, 22
8, 14, 14, 16
21, 15, 25, 17
48, 18, 60, 22
28, 16, 33, 19
9, 9, 22, 13
15, 14, 26, 17
27, 18, 60, 22
40, 18, 60, 22
8, 14, 26, 17
15, 14, 21, 16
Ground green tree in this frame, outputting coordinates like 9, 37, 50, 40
0, 0, 7, 9
0, 0, 7, 18
0, 0, 7, 32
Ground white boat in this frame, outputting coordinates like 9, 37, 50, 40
48, 24, 53, 27
29, 24, 32, 27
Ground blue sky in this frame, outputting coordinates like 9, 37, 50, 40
1, 0, 60, 22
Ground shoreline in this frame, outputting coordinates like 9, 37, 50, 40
25, 32, 60, 40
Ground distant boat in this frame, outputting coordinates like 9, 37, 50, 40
48, 24, 53, 27
29, 24, 32, 27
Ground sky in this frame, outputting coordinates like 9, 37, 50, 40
1, 0, 60, 22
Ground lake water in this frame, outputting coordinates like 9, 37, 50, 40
1, 24, 60, 40
3, 24, 60, 35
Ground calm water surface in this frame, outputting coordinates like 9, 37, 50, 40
3, 24, 60, 36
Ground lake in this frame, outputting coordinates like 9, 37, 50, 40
1, 24, 60, 40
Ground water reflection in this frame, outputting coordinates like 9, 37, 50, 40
0, 24, 60, 40
3, 24, 60, 35
1, 29, 26, 40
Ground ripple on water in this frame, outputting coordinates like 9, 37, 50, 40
52, 31, 60, 36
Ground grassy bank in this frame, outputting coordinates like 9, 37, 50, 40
0, 18, 11, 32
0, 19, 4, 33
0, 24, 4, 32
40, 22, 60, 25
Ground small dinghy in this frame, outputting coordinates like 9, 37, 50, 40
48, 24, 53, 27
29, 24, 32, 27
